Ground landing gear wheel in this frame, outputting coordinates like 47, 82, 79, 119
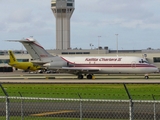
144, 74, 149, 79
145, 76, 149, 79
78, 75, 83, 79
87, 74, 93, 79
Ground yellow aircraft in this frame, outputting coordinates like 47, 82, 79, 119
8, 50, 41, 72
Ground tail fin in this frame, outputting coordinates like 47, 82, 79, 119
19, 38, 54, 61
8, 50, 17, 63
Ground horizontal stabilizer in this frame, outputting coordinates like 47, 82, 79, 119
6, 37, 53, 60
6, 40, 35, 43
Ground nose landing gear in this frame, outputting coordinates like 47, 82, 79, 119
144, 74, 149, 79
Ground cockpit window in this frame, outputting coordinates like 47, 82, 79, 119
143, 60, 148, 63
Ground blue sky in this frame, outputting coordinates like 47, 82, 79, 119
1, 0, 160, 50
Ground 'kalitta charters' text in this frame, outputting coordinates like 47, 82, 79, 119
85, 58, 122, 61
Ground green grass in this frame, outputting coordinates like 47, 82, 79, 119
0, 84, 160, 100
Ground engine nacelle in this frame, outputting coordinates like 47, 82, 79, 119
43, 61, 67, 67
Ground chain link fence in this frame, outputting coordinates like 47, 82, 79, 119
0, 96, 160, 120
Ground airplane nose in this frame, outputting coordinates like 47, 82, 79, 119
151, 64, 159, 73
156, 67, 159, 73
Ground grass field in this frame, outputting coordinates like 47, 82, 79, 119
0, 83, 160, 100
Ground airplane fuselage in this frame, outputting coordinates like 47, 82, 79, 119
44, 56, 158, 74
9, 62, 39, 71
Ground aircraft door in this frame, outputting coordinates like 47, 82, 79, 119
67, 62, 74, 67
131, 61, 136, 68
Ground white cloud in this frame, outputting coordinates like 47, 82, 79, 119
1, 0, 160, 50
75, 0, 160, 30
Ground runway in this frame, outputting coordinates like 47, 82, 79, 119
0, 76, 160, 84
0, 71, 160, 84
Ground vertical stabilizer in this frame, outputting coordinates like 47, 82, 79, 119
8, 50, 17, 63
19, 38, 54, 61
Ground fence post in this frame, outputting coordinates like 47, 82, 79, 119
0, 84, 10, 120
123, 84, 133, 120
152, 94, 156, 120
78, 93, 82, 120
18, 92, 24, 120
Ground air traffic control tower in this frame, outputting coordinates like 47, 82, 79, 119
51, 0, 75, 50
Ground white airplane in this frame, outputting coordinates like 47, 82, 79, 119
6, 38, 159, 79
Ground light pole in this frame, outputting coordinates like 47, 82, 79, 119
115, 34, 118, 56
98, 36, 101, 54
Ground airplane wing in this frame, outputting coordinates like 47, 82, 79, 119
60, 67, 100, 74
31, 61, 49, 66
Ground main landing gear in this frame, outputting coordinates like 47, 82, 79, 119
78, 74, 83, 79
87, 74, 93, 79
77, 74, 93, 79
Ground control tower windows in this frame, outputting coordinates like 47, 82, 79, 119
57, 9, 61, 13
67, 0, 73, 2
51, 3, 56, 7
67, 3, 73, 6
62, 9, 66, 13
56, 9, 66, 13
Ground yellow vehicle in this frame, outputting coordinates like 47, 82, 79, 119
8, 50, 41, 72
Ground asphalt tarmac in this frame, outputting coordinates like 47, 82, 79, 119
0, 71, 160, 84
